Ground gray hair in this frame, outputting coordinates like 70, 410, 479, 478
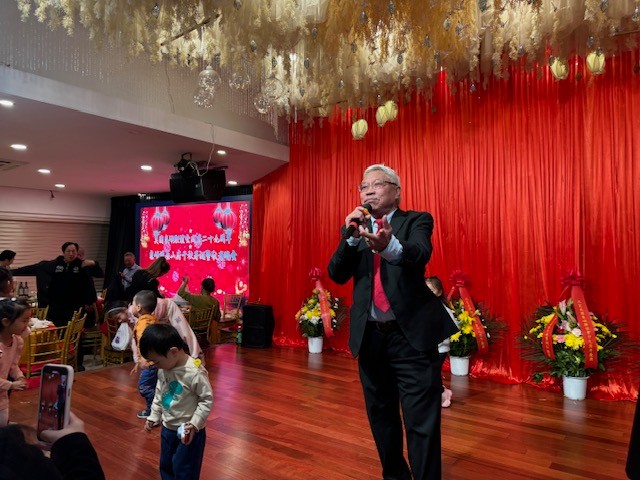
363, 164, 401, 189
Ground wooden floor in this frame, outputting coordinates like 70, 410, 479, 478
10, 344, 636, 479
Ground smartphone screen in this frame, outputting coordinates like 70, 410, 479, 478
37, 364, 73, 439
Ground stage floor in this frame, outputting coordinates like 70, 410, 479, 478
9, 344, 635, 479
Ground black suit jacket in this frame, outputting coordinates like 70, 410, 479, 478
328, 209, 459, 357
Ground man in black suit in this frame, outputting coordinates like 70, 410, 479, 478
328, 164, 458, 480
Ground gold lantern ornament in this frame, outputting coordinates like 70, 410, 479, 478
351, 119, 368, 140
550, 57, 569, 80
375, 105, 389, 127
384, 100, 398, 121
586, 50, 605, 75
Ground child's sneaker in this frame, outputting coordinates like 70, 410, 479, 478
137, 410, 150, 419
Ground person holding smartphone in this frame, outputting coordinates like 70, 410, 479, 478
0, 411, 105, 479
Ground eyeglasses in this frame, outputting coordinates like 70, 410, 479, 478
357, 180, 398, 192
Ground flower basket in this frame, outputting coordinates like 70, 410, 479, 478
521, 299, 620, 382
296, 268, 347, 343
446, 270, 503, 363
520, 272, 622, 393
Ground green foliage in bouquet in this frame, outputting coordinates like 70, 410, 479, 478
448, 299, 504, 357
521, 299, 621, 381
296, 289, 347, 338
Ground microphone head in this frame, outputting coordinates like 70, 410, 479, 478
362, 203, 372, 215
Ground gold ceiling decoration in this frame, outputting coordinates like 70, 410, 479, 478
16, 0, 640, 121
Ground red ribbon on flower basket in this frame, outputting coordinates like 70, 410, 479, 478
309, 267, 334, 338
541, 270, 598, 369
446, 269, 489, 355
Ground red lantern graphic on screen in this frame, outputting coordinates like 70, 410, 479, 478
150, 208, 164, 234
220, 203, 237, 232
161, 207, 170, 231
213, 204, 224, 229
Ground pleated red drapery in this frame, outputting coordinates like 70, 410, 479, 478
250, 52, 640, 400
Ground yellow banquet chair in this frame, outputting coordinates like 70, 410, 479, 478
101, 314, 133, 367
63, 314, 87, 372
218, 294, 244, 343
34, 305, 49, 320
22, 325, 68, 379
188, 308, 215, 348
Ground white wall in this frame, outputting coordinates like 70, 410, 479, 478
0, 186, 110, 223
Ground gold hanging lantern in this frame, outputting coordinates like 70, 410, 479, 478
586, 50, 606, 75
550, 57, 569, 80
375, 106, 389, 126
351, 119, 368, 140
384, 100, 398, 121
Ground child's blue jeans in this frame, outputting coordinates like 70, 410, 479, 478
159, 425, 206, 480
138, 365, 158, 413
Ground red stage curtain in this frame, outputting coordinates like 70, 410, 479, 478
250, 52, 640, 400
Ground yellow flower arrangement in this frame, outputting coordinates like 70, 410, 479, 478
522, 299, 620, 380
296, 289, 346, 338
449, 299, 492, 357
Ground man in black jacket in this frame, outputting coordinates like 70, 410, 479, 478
328, 164, 458, 480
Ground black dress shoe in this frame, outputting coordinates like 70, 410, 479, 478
77, 365, 86, 372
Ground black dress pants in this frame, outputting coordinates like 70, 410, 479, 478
358, 321, 443, 480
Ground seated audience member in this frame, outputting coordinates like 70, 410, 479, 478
0, 411, 105, 479
177, 276, 221, 321
0, 250, 16, 267
126, 257, 170, 301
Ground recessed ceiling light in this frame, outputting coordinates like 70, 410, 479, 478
11, 144, 27, 151
140, 165, 153, 171
217, 149, 227, 155
38, 169, 51, 174
0, 100, 14, 107
54, 184, 65, 188
228, 180, 238, 186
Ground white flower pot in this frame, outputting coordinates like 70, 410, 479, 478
308, 336, 323, 354
563, 375, 589, 400
450, 356, 470, 376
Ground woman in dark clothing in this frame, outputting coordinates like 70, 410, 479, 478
125, 256, 170, 301
12, 243, 98, 314
46, 242, 96, 327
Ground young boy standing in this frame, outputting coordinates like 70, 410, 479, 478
131, 290, 159, 419
140, 324, 213, 480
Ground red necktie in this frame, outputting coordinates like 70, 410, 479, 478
372, 219, 391, 312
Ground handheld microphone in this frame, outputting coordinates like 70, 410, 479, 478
343, 203, 372, 239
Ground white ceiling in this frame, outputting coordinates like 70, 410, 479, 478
0, 92, 287, 196
0, 3, 289, 198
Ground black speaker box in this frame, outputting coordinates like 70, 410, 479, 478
169, 170, 226, 203
242, 304, 275, 348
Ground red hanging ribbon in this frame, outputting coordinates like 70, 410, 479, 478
309, 268, 334, 338
541, 313, 559, 360
447, 270, 489, 355
540, 270, 598, 369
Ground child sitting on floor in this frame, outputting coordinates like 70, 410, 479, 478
130, 290, 159, 419
141, 324, 213, 480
